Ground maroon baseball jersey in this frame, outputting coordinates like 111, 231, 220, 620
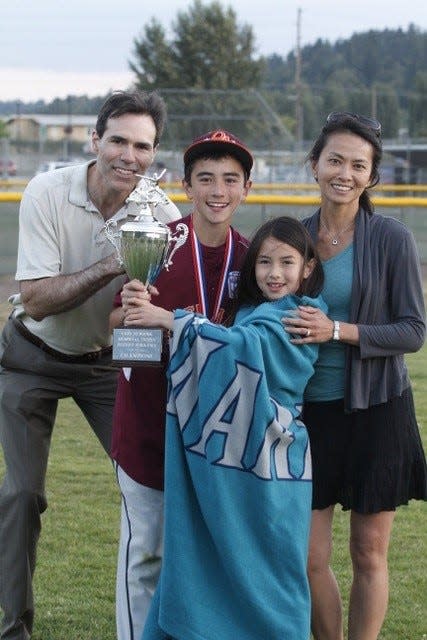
111, 215, 249, 489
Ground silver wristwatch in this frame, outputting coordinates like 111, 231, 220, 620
332, 320, 340, 341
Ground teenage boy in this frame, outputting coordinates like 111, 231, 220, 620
109, 130, 253, 640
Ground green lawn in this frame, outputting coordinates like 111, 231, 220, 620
0, 287, 426, 639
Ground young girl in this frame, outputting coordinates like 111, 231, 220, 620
126, 216, 325, 640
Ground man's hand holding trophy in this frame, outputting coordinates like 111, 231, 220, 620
105, 170, 187, 364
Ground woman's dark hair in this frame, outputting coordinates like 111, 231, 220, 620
307, 113, 383, 214
226, 216, 324, 324
95, 90, 167, 146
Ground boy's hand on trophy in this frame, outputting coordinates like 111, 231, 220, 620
121, 279, 158, 311
147, 284, 159, 297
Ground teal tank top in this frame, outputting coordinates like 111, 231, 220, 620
304, 243, 353, 401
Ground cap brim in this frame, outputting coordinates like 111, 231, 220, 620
184, 140, 253, 175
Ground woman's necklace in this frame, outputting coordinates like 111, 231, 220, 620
320, 216, 355, 245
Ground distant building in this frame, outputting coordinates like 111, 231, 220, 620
5, 114, 96, 144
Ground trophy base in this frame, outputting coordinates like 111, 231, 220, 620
112, 327, 162, 366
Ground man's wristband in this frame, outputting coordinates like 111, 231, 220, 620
332, 320, 340, 341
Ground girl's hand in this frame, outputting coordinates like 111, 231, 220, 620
282, 305, 334, 343
124, 297, 173, 331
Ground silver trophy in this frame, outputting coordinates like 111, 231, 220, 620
105, 171, 188, 364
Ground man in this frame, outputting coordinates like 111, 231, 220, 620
110, 129, 253, 640
0, 90, 180, 640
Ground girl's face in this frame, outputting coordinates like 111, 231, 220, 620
255, 236, 313, 301
312, 131, 374, 208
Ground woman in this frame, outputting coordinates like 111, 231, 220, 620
283, 112, 427, 640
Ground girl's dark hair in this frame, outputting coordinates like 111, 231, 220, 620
226, 216, 324, 324
95, 90, 167, 146
307, 113, 383, 214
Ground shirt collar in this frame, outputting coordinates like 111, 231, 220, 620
69, 159, 97, 209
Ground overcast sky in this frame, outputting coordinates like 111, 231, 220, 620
1, 0, 426, 102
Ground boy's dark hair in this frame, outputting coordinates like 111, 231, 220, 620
307, 112, 383, 214
95, 90, 167, 146
230, 216, 324, 319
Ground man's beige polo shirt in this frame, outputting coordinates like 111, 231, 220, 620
13, 161, 127, 354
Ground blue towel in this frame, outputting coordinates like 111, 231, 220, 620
143, 293, 326, 640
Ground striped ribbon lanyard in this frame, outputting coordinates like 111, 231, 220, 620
190, 222, 233, 320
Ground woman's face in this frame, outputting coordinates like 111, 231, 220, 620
312, 131, 374, 208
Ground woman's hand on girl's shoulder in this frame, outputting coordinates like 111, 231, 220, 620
282, 305, 334, 344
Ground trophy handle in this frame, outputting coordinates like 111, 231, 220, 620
164, 223, 189, 270
104, 219, 124, 267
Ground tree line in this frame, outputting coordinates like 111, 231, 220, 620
1, 1, 426, 147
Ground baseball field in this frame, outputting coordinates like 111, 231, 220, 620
0, 202, 425, 639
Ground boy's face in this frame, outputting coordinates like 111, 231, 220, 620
183, 156, 251, 230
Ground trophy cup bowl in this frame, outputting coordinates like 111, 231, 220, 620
111, 213, 189, 286
120, 218, 171, 284
105, 173, 188, 365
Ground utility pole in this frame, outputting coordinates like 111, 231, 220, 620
295, 7, 303, 152
371, 85, 377, 118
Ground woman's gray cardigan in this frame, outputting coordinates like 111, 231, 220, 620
303, 208, 426, 412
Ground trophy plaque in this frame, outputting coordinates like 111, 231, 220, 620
105, 172, 188, 365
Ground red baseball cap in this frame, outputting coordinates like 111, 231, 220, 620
183, 129, 253, 176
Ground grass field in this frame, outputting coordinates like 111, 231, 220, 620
0, 303, 426, 639
0, 201, 426, 639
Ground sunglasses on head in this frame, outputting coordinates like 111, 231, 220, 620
326, 112, 382, 137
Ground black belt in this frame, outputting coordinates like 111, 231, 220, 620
12, 317, 112, 364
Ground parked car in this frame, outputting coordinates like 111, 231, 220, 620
35, 158, 85, 174
0, 159, 17, 176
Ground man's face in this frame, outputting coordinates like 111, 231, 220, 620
92, 113, 157, 195
183, 156, 251, 230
